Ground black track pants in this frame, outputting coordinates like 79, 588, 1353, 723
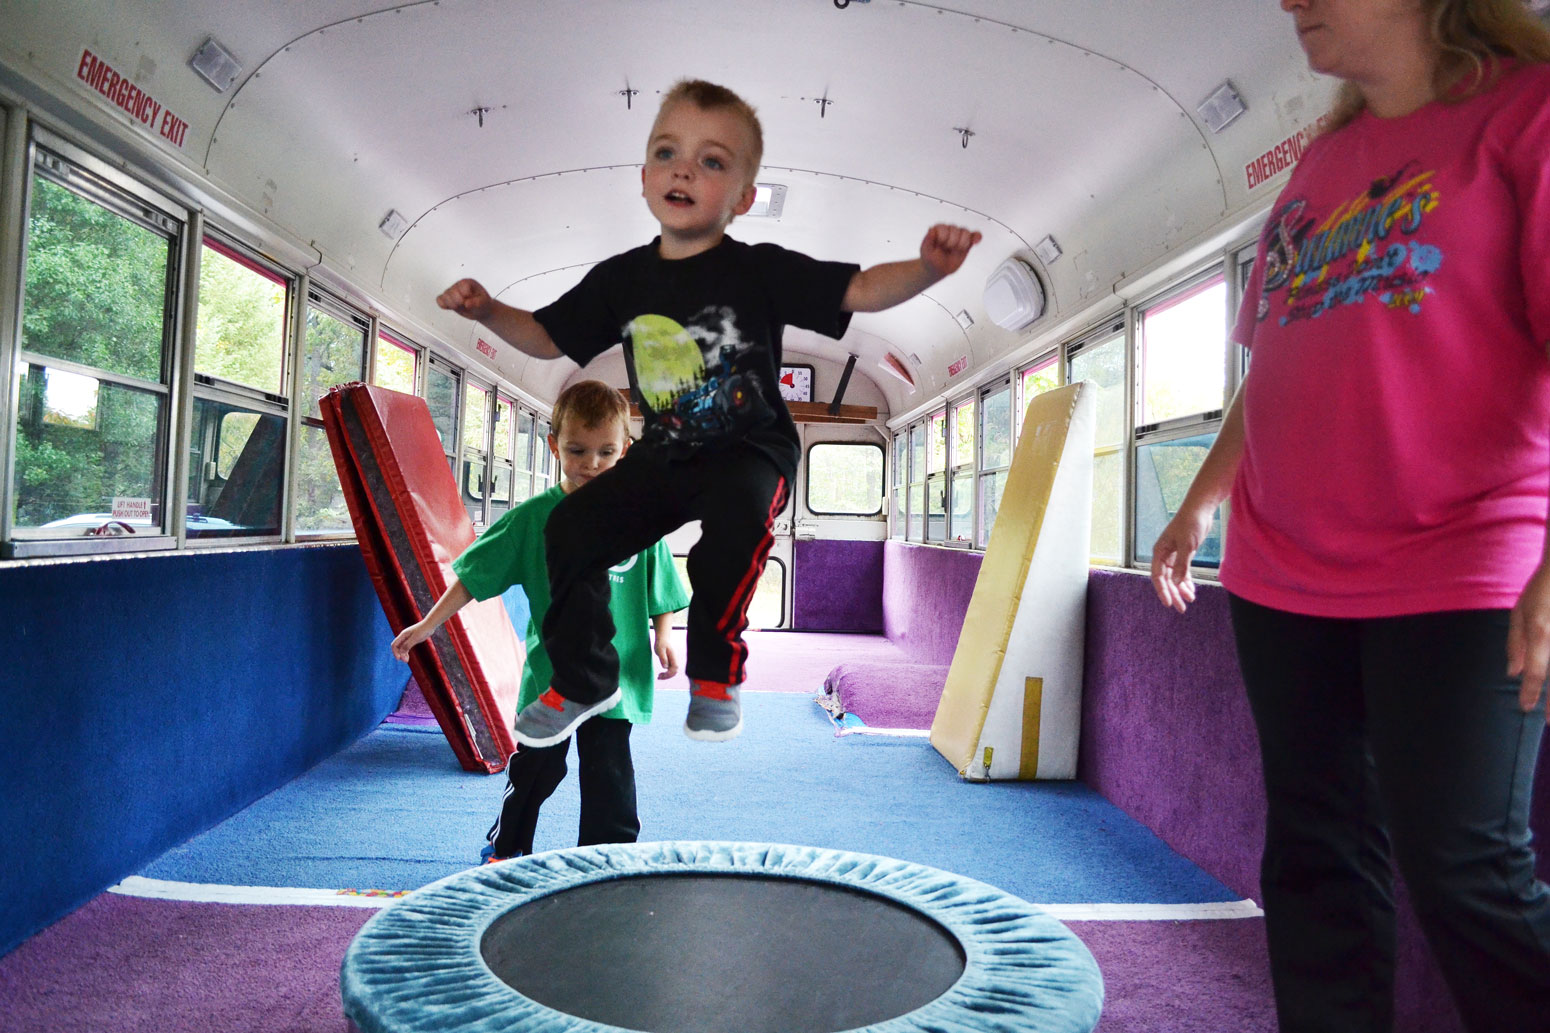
1228, 596, 1550, 1033
541, 442, 787, 704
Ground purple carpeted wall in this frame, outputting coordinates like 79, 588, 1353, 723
1079, 567, 1550, 1032
791, 539, 884, 632
881, 541, 982, 663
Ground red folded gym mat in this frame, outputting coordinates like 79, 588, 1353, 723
321, 382, 521, 773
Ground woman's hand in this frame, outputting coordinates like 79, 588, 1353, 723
1507, 560, 1550, 722
1150, 505, 1216, 614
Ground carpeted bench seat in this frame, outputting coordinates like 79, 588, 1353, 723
821, 660, 952, 732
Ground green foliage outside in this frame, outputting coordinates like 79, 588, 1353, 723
808, 444, 882, 515
981, 386, 1011, 469
195, 246, 285, 394
15, 174, 170, 528
293, 423, 350, 533
1071, 337, 1126, 447
373, 338, 416, 394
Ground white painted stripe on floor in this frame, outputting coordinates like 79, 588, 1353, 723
1043, 900, 1264, 921
109, 876, 406, 908
835, 726, 932, 738
109, 876, 1263, 919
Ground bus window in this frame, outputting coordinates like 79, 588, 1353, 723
807, 443, 883, 516
294, 297, 366, 536
1069, 333, 1126, 564
949, 398, 974, 542
672, 555, 786, 630
11, 156, 176, 544
1133, 431, 1223, 569
187, 402, 284, 538
196, 238, 287, 396
374, 331, 418, 394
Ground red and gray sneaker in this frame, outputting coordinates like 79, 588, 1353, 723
685, 679, 742, 741
511, 687, 622, 747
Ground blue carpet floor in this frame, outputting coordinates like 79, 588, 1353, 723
142, 689, 1236, 905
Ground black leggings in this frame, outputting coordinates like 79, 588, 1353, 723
1228, 596, 1550, 1032
542, 442, 787, 704
486, 716, 637, 858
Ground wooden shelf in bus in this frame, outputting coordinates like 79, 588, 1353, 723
625, 399, 879, 424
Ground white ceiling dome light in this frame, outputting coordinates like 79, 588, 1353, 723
983, 257, 1046, 331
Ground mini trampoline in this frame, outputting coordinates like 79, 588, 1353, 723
341, 841, 1103, 1033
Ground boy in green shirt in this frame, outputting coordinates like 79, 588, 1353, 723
392, 380, 688, 860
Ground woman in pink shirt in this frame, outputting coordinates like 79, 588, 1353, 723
1153, 1, 1550, 1029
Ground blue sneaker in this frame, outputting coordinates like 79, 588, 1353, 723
480, 843, 512, 865
511, 687, 622, 747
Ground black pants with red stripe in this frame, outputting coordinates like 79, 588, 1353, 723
542, 441, 787, 705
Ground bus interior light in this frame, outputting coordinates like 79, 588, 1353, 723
190, 37, 242, 93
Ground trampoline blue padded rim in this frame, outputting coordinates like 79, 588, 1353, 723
340, 841, 1104, 1033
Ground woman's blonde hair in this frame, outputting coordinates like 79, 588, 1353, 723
1324, 0, 1550, 131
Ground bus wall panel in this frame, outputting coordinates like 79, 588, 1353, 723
791, 539, 883, 633
880, 541, 982, 665
1078, 567, 1550, 1033
0, 545, 404, 957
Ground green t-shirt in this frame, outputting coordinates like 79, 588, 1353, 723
451, 483, 689, 723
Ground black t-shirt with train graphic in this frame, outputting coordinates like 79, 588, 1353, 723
533, 236, 858, 480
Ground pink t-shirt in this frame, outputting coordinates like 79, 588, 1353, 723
1222, 61, 1550, 618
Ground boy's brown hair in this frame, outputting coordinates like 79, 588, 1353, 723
656, 79, 763, 181
550, 379, 630, 440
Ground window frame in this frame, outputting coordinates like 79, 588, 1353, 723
290, 287, 368, 541
1065, 318, 1130, 566
373, 327, 421, 396
5, 131, 188, 558
804, 440, 885, 517
945, 394, 976, 546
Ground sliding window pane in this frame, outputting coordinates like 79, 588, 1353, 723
979, 468, 1008, 541
981, 385, 1011, 469
196, 241, 286, 394
1091, 450, 1124, 564
374, 332, 417, 394
301, 307, 366, 419
187, 399, 284, 538
1070, 336, 1126, 448
425, 365, 458, 454
1140, 275, 1227, 425
294, 424, 350, 534
494, 397, 514, 462
23, 174, 171, 382
1017, 358, 1060, 441
1133, 432, 1223, 568
12, 364, 166, 535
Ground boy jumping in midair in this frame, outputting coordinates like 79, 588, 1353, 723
438, 79, 980, 746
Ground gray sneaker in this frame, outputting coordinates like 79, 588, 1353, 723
684, 680, 742, 741
512, 687, 622, 747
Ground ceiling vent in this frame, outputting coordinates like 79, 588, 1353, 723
983, 258, 1045, 331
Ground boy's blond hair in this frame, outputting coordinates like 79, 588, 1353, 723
550, 380, 630, 440
656, 79, 763, 181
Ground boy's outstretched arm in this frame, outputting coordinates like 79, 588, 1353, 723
842, 224, 983, 313
391, 578, 475, 661
437, 278, 563, 360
